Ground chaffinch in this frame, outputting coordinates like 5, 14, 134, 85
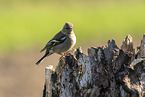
36, 22, 76, 65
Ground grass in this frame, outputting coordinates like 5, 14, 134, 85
0, 1, 145, 53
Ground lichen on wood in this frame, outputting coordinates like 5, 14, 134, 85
43, 34, 145, 97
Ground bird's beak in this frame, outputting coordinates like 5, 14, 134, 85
70, 27, 73, 31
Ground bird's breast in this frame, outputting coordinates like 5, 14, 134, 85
53, 32, 76, 53
70, 32, 76, 45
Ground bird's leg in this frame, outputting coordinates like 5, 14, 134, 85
66, 49, 78, 61
59, 53, 65, 61
59, 53, 65, 57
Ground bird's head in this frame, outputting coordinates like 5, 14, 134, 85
62, 22, 73, 34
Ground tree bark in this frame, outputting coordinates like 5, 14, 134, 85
43, 34, 145, 97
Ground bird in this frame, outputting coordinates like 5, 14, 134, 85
36, 22, 76, 65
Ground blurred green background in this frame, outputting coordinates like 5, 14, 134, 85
0, 0, 145, 97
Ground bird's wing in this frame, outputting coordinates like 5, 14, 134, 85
40, 31, 67, 52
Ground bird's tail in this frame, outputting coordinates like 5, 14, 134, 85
36, 54, 48, 65
40, 47, 46, 52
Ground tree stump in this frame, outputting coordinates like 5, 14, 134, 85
43, 34, 145, 97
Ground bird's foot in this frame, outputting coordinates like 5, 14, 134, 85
59, 54, 65, 61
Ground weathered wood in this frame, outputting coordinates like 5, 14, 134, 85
43, 66, 55, 97
43, 34, 145, 97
